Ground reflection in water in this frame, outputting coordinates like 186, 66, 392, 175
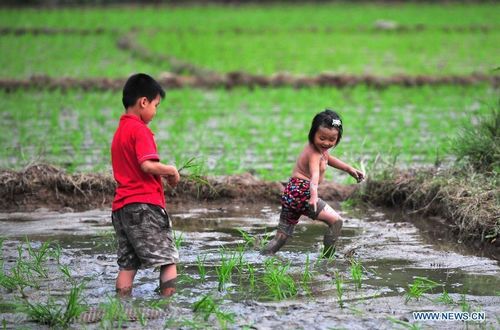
0, 205, 499, 329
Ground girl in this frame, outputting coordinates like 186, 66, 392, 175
262, 109, 364, 256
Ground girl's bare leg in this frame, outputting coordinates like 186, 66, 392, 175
116, 269, 137, 297
316, 204, 343, 257
261, 231, 289, 255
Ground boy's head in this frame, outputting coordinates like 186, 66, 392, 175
308, 109, 343, 146
122, 73, 165, 110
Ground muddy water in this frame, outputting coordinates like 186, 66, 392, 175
0, 204, 499, 329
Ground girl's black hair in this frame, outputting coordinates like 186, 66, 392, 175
122, 73, 166, 109
308, 109, 343, 145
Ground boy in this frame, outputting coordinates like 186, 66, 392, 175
111, 73, 180, 297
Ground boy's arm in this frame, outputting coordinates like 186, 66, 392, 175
327, 155, 365, 182
308, 152, 321, 211
140, 160, 180, 187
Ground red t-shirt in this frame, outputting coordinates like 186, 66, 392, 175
111, 114, 165, 211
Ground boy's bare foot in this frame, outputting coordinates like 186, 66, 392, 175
159, 278, 176, 297
116, 286, 132, 297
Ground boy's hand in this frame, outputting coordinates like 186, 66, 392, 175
165, 166, 180, 187
347, 167, 365, 183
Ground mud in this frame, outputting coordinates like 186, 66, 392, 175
1, 72, 498, 92
1, 204, 499, 329
0, 164, 355, 213
0, 24, 495, 36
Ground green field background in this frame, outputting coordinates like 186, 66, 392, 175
0, 3, 498, 181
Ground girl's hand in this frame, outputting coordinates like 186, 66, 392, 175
347, 167, 365, 183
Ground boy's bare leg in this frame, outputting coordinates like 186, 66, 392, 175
159, 263, 177, 297
261, 231, 289, 255
116, 269, 137, 297
316, 204, 343, 258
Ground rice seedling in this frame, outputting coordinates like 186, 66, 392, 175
262, 257, 297, 300
301, 254, 314, 293
133, 306, 148, 327
460, 292, 471, 313
215, 249, 238, 291
176, 273, 197, 286
24, 238, 52, 278
321, 245, 337, 262
234, 244, 246, 270
196, 254, 208, 282
2, 85, 495, 181
164, 317, 208, 329
22, 282, 87, 328
246, 262, 256, 291
404, 277, 441, 303
147, 298, 171, 310
2, 4, 498, 32
0, 269, 31, 294
58, 265, 72, 281
49, 243, 62, 265
99, 295, 128, 330
176, 156, 215, 197
95, 231, 118, 252
333, 270, 345, 308
349, 258, 363, 290
435, 289, 454, 305
192, 294, 216, 321
0, 243, 44, 295
237, 229, 255, 248
193, 294, 235, 329
387, 317, 422, 330
173, 231, 184, 250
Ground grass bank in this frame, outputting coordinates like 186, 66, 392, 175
357, 108, 499, 246
360, 167, 499, 245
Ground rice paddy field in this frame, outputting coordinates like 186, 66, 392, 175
1, 2, 500, 329
0, 3, 499, 181
1, 85, 497, 181
0, 2, 499, 181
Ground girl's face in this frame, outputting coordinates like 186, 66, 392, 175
313, 126, 339, 153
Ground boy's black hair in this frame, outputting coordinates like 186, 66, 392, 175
308, 109, 343, 145
122, 73, 166, 109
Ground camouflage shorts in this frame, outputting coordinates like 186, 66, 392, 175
111, 203, 179, 270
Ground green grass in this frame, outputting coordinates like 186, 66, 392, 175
23, 282, 87, 328
0, 4, 498, 78
0, 85, 495, 180
0, 3, 498, 181
452, 105, 500, 173
1, 4, 498, 30
334, 270, 345, 308
3, 28, 495, 78
405, 276, 441, 303
262, 257, 297, 300
141, 29, 499, 76
0, 33, 160, 78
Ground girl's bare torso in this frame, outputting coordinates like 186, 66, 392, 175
291, 144, 328, 183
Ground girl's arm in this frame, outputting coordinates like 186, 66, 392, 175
327, 155, 365, 182
308, 152, 322, 210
